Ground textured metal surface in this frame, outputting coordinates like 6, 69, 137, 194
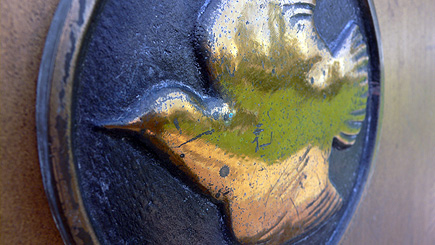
102, 1, 371, 242
35, 0, 380, 243
36, 0, 99, 243
2, 0, 435, 244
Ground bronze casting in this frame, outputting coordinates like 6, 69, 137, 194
104, 0, 369, 243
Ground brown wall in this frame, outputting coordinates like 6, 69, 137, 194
0, 0, 62, 244
342, 0, 435, 244
1, 0, 434, 244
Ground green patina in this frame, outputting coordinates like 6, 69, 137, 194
163, 4, 367, 164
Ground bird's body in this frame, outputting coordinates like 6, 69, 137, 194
105, 0, 369, 243
109, 88, 342, 243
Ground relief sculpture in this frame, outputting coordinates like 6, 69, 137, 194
103, 0, 369, 243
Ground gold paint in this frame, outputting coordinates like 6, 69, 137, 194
105, 0, 368, 243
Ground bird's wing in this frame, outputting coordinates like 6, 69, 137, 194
332, 23, 369, 146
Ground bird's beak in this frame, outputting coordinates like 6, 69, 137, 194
102, 117, 143, 133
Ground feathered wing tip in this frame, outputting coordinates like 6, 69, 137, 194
334, 23, 370, 147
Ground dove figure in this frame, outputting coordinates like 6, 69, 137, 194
104, 0, 369, 243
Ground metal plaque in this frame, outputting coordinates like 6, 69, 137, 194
37, 0, 382, 244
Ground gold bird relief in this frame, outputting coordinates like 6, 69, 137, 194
104, 0, 369, 243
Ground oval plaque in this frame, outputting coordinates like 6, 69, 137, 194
37, 0, 382, 244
